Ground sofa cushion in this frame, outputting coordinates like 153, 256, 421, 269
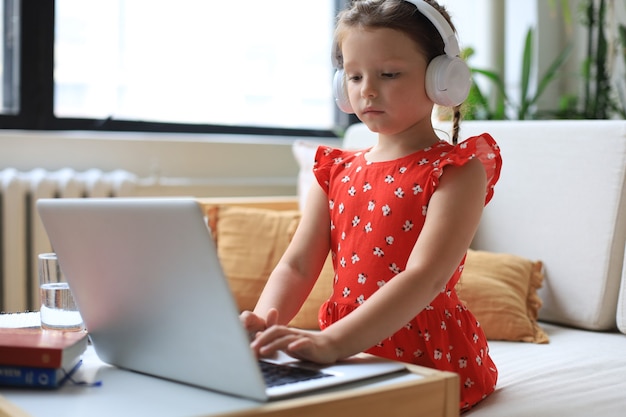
457, 250, 549, 343
468, 323, 626, 417
458, 120, 626, 331
213, 205, 332, 330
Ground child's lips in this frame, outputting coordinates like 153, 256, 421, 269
363, 107, 384, 115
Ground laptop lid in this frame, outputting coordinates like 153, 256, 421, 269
36, 198, 405, 401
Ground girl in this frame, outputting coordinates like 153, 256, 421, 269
241, 0, 501, 410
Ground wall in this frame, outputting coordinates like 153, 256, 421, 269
0, 130, 340, 197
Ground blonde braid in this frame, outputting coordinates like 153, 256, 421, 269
452, 105, 462, 145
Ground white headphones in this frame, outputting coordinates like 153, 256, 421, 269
333, 0, 471, 114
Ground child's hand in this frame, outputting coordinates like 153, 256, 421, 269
239, 308, 279, 341
250, 325, 340, 365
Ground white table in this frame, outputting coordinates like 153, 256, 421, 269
0, 314, 459, 417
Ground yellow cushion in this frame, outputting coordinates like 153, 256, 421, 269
456, 249, 549, 343
212, 205, 332, 330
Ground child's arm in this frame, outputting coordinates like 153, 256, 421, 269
250, 159, 487, 364
240, 183, 331, 334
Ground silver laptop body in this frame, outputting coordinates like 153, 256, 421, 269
37, 198, 405, 401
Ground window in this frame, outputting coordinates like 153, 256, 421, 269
2, 0, 339, 136
54, 0, 337, 132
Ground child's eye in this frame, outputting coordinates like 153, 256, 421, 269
381, 72, 400, 79
347, 74, 362, 82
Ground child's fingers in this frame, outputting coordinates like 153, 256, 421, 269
240, 310, 266, 340
266, 308, 280, 327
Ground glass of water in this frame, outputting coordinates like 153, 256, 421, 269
38, 253, 83, 331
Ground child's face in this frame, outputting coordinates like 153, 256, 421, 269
341, 27, 433, 137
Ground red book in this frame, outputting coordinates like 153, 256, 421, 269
0, 328, 88, 369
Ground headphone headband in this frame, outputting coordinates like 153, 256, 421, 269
407, 0, 460, 57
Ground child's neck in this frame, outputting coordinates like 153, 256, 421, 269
365, 131, 440, 163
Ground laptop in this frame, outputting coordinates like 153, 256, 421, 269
36, 198, 407, 401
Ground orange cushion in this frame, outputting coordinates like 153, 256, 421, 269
456, 249, 549, 343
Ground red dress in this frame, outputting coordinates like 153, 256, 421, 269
314, 134, 501, 411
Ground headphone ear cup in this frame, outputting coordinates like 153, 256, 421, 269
333, 69, 355, 114
425, 55, 471, 107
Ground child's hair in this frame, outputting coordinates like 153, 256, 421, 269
334, 0, 464, 144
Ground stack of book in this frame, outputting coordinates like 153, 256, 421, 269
0, 327, 89, 388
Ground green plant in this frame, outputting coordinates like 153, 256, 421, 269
518, 29, 573, 119
462, 28, 572, 121
461, 47, 507, 120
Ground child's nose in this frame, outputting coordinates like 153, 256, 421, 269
361, 77, 378, 98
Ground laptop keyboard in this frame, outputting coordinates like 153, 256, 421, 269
259, 361, 332, 387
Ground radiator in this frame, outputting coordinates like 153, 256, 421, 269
0, 168, 137, 313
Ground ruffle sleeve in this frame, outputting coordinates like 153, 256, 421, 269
433, 133, 502, 205
313, 145, 348, 194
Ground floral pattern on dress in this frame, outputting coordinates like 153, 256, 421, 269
313, 134, 502, 411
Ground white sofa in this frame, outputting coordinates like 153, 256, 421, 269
311, 120, 626, 416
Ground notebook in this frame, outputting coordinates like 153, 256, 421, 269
36, 198, 406, 401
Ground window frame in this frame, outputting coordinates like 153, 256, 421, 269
0, 0, 344, 138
